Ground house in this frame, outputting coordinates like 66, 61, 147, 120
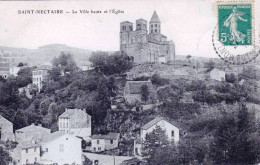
9, 66, 23, 77
40, 131, 82, 165
120, 157, 148, 165
0, 115, 15, 141
124, 81, 156, 104
15, 123, 51, 143
134, 117, 179, 156
90, 132, 120, 152
32, 65, 52, 91
20, 142, 41, 165
209, 68, 225, 81
59, 108, 91, 139
140, 117, 179, 142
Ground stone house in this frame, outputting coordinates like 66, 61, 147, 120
15, 123, 51, 143
20, 142, 41, 165
32, 65, 52, 91
90, 132, 120, 152
0, 115, 15, 141
40, 131, 82, 165
58, 108, 91, 139
134, 117, 179, 156
124, 81, 156, 104
209, 68, 226, 81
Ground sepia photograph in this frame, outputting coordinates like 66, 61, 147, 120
0, 0, 260, 164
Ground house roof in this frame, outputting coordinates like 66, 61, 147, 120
15, 124, 50, 133
0, 115, 12, 125
59, 108, 89, 118
122, 157, 147, 164
41, 131, 65, 143
126, 81, 154, 94
91, 132, 120, 140
59, 108, 91, 128
19, 142, 41, 149
150, 11, 160, 23
141, 117, 165, 130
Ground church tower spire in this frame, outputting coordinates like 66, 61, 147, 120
149, 11, 161, 34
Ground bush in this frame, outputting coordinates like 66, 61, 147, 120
151, 74, 169, 86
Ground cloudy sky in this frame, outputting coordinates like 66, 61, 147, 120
0, 0, 259, 58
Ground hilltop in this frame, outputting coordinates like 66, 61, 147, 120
0, 44, 92, 66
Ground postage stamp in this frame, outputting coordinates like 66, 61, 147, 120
218, 4, 252, 46
212, 0, 259, 65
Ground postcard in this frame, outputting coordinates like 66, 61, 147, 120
0, 0, 259, 165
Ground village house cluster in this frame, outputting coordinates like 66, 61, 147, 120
0, 109, 180, 164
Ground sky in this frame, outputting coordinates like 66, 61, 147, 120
0, 0, 259, 58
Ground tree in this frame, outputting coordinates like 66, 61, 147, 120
151, 74, 169, 86
225, 73, 237, 83
83, 156, 93, 165
0, 147, 12, 164
16, 67, 35, 88
17, 62, 27, 67
51, 52, 78, 77
140, 84, 150, 103
142, 126, 169, 160
209, 104, 260, 164
89, 51, 133, 75
186, 55, 192, 63
204, 60, 215, 70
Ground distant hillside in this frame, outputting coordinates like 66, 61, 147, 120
0, 44, 92, 66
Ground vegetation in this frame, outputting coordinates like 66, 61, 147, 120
0, 49, 260, 164
140, 84, 150, 103
0, 147, 12, 164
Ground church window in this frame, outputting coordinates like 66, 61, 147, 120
138, 24, 141, 29
155, 24, 157, 27
172, 131, 174, 137
129, 26, 132, 31
122, 26, 126, 31
155, 29, 157, 33
151, 24, 153, 28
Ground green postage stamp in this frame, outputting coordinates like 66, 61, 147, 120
213, 0, 259, 65
218, 3, 252, 46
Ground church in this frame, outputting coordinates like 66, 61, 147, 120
120, 11, 175, 63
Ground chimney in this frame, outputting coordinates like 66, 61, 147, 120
38, 124, 42, 127
31, 123, 35, 126
65, 108, 68, 112
83, 108, 86, 113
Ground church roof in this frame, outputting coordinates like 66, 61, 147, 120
150, 11, 160, 23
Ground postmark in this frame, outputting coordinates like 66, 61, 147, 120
212, 0, 259, 65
